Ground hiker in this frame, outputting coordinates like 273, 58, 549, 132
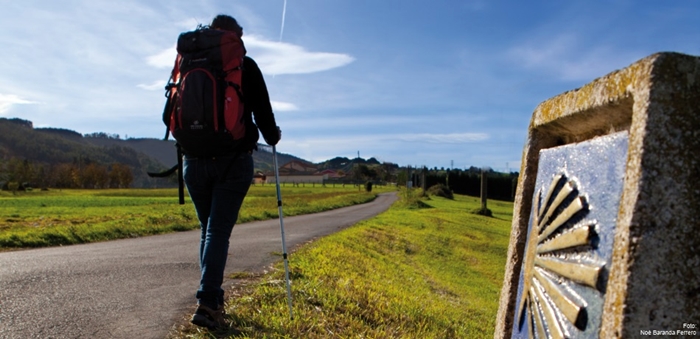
173, 14, 281, 329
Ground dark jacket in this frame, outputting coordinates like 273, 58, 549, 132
240, 56, 280, 151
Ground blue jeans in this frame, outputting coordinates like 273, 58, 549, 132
183, 152, 253, 309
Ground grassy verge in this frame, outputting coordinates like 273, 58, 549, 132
175, 191, 512, 338
0, 185, 391, 249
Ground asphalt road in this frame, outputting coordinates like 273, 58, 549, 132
0, 192, 397, 339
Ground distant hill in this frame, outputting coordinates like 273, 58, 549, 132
0, 118, 168, 188
83, 135, 308, 174
84, 136, 177, 168
315, 156, 382, 172
0, 117, 398, 189
253, 144, 312, 173
0, 118, 316, 188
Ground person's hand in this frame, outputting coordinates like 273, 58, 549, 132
265, 126, 281, 145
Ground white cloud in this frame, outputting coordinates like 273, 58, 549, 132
137, 80, 166, 91
512, 34, 576, 67
177, 18, 205, 30
143, 35, 354, 76
280, 114, 425, 129
397, 133, 489, 144
291, 132, 489, 147
146, 46, 177, 69
280, 132, 491, 164
508, 33, 642, 82
0, 94, 36, 115
271, 101, 299, 111
244, 35, 354, 75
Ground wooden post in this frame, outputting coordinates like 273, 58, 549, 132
407, 166, 412, 189
480, 168, 487, 210
446, 169, 450, 189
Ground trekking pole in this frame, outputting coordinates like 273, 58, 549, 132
272, 145, 294, 320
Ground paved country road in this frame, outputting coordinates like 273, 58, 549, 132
0, 192, 397, 339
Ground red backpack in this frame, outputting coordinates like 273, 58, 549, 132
163, 27, 246, 157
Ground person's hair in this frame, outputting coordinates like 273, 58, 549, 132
211, 14, 243, 36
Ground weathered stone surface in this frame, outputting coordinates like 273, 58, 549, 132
495, 52, 700, 338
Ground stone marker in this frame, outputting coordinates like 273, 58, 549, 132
494, 52, 700, 338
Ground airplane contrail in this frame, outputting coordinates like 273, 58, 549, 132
279, 0, 288, 41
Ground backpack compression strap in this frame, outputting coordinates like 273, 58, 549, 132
146, 145, 185, 205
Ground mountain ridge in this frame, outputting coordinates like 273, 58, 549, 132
0, 118, 387, 187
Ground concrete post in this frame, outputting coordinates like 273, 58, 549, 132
495, 52, 700, 339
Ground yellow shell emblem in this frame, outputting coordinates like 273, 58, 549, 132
517, 173, 604, 339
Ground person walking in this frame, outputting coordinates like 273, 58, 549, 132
179, 14, 281, 330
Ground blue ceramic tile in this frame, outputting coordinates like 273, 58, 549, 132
512, 131, 629, 339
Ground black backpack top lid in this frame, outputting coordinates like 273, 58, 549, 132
177, 28, 246, 55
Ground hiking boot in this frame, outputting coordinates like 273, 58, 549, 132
191, 304, 227, 330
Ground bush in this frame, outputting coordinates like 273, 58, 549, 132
426, 184, 454, 200
398, 195, 432, 209
365, 181, 373, 192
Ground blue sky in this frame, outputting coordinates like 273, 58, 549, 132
1, 1, 698, 171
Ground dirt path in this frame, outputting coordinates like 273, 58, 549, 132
0, 192, 397, 339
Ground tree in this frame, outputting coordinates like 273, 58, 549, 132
1, 158, 36, 187
109, 163, 133, 188
34, 164, 50, 189
52, 163, 79, 188
397, 170, 408, 187
82, 163, 109, 188
385, 163, 398, 182
21, 159, 35, 185
365, 166, 378, 180
0, 158, 9, 183
350, 164, 373, 182
4, 158, 23, 183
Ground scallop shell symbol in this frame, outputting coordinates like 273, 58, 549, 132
517, 173, 604, 339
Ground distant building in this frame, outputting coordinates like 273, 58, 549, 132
266, 160, 328, 184
252, 172, 267, 185
318, 169, 344, 178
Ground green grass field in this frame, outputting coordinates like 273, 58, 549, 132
0, 185, 389, 249
175, 190, 513, 338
